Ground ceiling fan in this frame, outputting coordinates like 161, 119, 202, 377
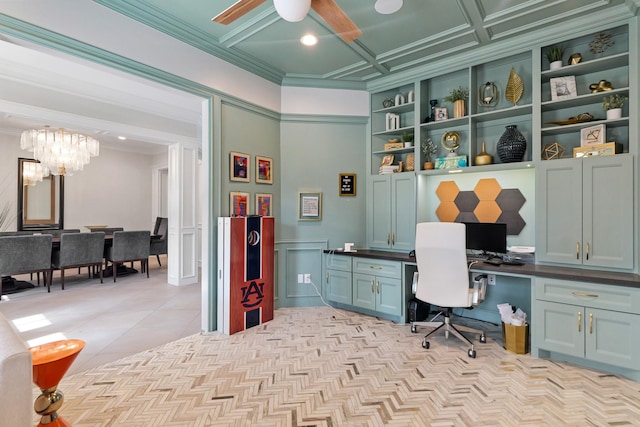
213, 0, 362, 43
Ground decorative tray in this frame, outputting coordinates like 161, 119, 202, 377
546, 113, 597, 126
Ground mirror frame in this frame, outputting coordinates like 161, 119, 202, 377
17, 157, 64, 231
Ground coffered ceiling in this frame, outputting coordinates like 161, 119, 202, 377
94, 0, 633, 89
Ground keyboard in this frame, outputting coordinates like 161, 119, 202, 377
483, 258, 524, 266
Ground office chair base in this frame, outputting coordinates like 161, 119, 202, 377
412, 312, 485, 358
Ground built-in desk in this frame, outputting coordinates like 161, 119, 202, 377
324, 248, 640, 382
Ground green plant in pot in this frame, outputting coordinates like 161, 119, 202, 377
443, 86, 469, 118
402, 131, 414, 143
546, 44, 564, 69
421, 138, 438, 169
602, 93, 627, 120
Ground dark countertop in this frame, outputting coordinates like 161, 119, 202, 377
324, 249, 640, 289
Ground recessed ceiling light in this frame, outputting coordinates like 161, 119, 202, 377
118, 136, 127, 140
375, 0, 403, 15
300, 34, 318, 46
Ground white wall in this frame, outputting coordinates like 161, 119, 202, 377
0, 132, 157, 232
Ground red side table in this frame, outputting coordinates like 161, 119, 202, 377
29, 339, 85, 427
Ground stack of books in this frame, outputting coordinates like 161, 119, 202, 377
379, 165, 400, 174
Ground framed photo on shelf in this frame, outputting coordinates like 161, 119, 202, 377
255, 155, 273, 184
550, 76, 577, 100
298, 191, 322, 221
580, 124, 606, 146
255, 193, 272, 216
435, 107, 448, 121
229, 191, 249, 217
381, 154, 394, 166
339, 173, 356, 196
230, 152, 250, 182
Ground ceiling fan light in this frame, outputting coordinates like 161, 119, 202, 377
274, 0, 311, 22
375, 0, 403, 15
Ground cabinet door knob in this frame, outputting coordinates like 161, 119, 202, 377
391, 233, 395, 245
576, 242, 580, 260
589, 312, 594, 334
585, 242, 590, 260
387, 233, 390, 245
377, 280, 380, 294
577, 311, 582, 332
371, 279, 375, 293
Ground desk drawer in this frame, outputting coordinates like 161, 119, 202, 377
352, 258, 401, 279
535, 277, 640, 314
325, 253, 352, 272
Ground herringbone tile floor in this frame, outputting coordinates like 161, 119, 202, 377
48, 307, 640, 426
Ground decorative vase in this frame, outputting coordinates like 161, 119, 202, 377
474, 142, 493, 165
423, 161, 434, 170
549, 60, 563, 70
497, 125, 527, 163
453, 99, 466, 118
606, 108, 622, 120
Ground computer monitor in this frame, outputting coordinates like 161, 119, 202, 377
463, 222, 507, 257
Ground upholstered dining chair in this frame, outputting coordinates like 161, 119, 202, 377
411, 222, 487, 358
50, 232, 105, 291
149, 217, 168, 266
105, 231, 150, 282
0, 235, 53, 296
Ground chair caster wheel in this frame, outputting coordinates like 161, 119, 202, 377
422, 340, 430, 349
411, 325, 417, 333
479, 334, 486, 343
468, 348, 476, 358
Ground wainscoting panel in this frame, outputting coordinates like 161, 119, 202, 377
275, 240, 328, 308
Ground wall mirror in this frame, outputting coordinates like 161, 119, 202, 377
17, 158, 64, 231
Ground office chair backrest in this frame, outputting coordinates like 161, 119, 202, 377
414, 222, 470, 308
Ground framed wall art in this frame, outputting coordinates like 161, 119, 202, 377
230, 152, 250, 182
255, 155, 273, 184
298, 191, 322, 221
255, 193, 272, 216
580, 124, 606, 146
230, 191, 249, 217
339, 173, 356, 196
550, 76, 577, 100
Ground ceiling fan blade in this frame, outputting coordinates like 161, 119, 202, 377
212, 0, 266, 25
311, 0, 362, 43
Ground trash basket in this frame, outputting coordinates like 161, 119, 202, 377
501, 322, 529, 354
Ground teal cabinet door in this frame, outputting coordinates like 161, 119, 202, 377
586, 308, 640, 370
367, 175, 392, 249
375, 276, 402, 316
536, 155, 633, 269
391, 173, 416, 251
582, 155, 633, 269
352, 273, 376, 310
326, 269, 352, 305
533, 300, 584, 358
367, 174, 416, 251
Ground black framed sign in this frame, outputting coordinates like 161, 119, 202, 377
339, 173, 356, 196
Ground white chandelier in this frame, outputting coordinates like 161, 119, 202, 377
20, 127, 100, 176
22, 161, 47, 186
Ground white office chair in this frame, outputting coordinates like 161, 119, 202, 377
411, 222, 486, 358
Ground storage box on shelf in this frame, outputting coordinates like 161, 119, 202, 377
540, 25, 629, 159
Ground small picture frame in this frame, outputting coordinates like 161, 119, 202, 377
255, 155, 273, 184
255, 193, 272, 216
580, 124, 606, 146
230, 191, 249, 217
550, 76, 577, 100
339, 173, 356, 196
298, 191, 322, 221
435, 107, 448, 121
230, 152, 250, 182
381, 154, 394, 166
